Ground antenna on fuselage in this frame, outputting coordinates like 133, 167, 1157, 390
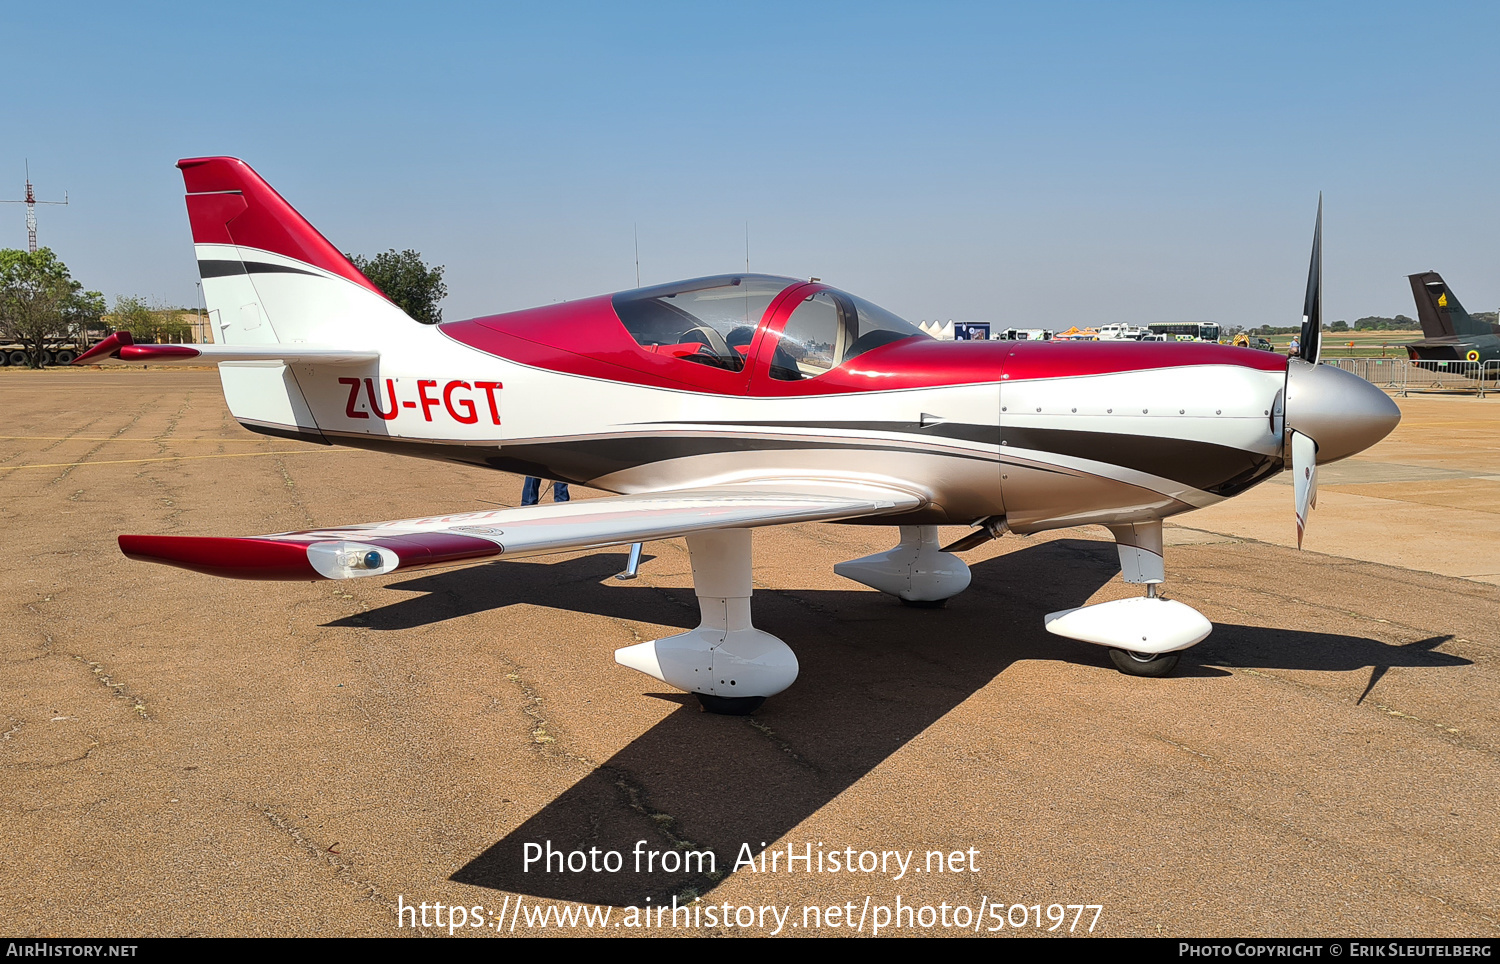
634, 223, 641, 288
745, 221, 750, 273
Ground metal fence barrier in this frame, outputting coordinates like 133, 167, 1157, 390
1402, 359, 1485, 397
1327, 358, 1407, 391
1484, 360, 1500, 396
1325, 358, 1490, 397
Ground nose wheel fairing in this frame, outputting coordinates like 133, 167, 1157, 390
1045, 596, 1212, 656
1043, 518, 1213, 674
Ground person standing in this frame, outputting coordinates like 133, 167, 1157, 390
522, 477, 570, 506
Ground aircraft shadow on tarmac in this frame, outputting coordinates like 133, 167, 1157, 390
325, 539, 1470, 906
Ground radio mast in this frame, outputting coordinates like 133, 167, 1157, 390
1, 162, 69, 252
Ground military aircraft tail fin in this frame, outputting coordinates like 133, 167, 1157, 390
1408, 271, 1493, 340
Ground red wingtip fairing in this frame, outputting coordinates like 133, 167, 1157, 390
118, 345, 200, 361
71, 331, 135, 365
118, 535, 321, 581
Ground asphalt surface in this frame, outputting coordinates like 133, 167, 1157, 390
2, 368, 1496, 938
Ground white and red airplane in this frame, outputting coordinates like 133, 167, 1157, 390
77, 160, 1400, 713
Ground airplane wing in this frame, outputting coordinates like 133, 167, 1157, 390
73, 331, 378, 367
119, 480, 925, 580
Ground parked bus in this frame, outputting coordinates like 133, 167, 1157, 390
1147, 322, 1221, 343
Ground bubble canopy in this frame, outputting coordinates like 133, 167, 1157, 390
771, 286, 930, 381
611, 274, 929, 379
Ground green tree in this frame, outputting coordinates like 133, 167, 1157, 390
111, 296, 155, 340
346, 249, 448, 325
110, 296, 193, 344
1353, 315, 1419, 331
0, 248, 82, 368
64, 287, 108, 341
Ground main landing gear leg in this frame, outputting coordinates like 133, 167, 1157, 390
833, 525, 972, 607
614, 542, 644, 580
614, 529, 797, 715
1043, 520, 1211, 677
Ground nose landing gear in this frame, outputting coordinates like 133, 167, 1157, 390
1044, 520, 1210, 677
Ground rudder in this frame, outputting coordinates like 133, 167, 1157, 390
1408, 271, 1489, 340
179, 157, 416, 347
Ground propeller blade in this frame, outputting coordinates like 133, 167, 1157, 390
1298, 195, 1323, 365
1291, 430, 1318, 548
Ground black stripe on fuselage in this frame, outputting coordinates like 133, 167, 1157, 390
198, 259, 318, 279
310, 420, 1272, 499
1000, 426, 1278, 495
256, 419, 1279, 507
310, 420, 1273, 494
635, 419, 1003, 447
314, 431, 1008, 488
632, 419, 1278, 496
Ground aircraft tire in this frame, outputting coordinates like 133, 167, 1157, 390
899, 596, 947, 609
696, 693, 766, 716
1108, 648, 1180, 678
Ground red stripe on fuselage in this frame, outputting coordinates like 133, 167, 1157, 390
1000, 341, 1286, 379
444, 296, 1287, 395
442, 297, 753, 394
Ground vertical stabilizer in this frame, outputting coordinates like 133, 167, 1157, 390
175, 157, 425, 442
1408, 271, 1488, 340
177, 157, 417, 347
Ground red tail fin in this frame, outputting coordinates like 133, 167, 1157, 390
176, 156, 385, 298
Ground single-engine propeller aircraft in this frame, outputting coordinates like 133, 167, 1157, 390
78, 161, 1401, 713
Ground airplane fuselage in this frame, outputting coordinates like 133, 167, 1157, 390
236, 293, 1290, 536
1405, 336, 1500, 366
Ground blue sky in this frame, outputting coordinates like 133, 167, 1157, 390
6, 1, 1499, 328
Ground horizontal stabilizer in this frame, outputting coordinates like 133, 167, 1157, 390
73, 332, 378, 367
